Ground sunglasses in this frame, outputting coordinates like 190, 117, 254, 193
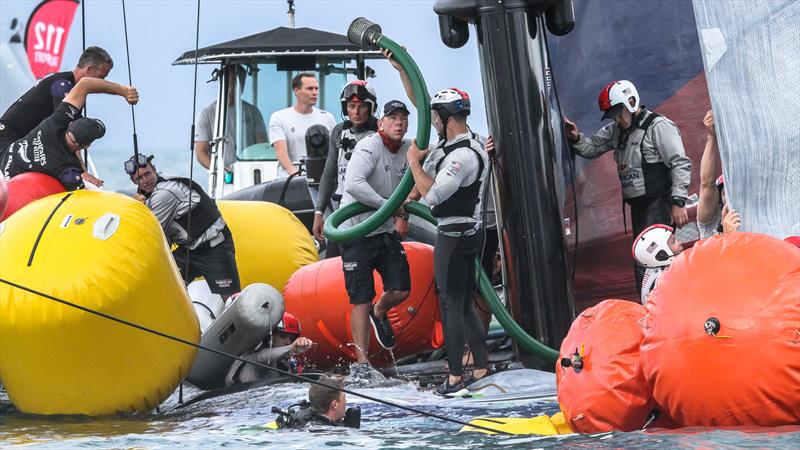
124, 154, 153, 175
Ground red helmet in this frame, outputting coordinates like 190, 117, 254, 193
598, 80, 639, 121
716, 174, 725, 188
276, 312, 301, 336
341, 80, 377, 117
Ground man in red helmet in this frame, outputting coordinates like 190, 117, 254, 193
314, 80, 381, 257
697, 110, 741, 238
225, 312, 314, 385
563, 80, 691, 288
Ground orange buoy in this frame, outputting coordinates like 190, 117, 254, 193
283, 242, 439, 368
556, 299, 666, 433
1, 173, 65, 222
641, 232, 800, 427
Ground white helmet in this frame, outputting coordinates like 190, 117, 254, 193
632, 224, 676, 268
598, 80, 639, 121
340, 80, 377, 117
431, 88, 471, 117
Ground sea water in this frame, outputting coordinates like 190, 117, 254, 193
2, 378, 799, 449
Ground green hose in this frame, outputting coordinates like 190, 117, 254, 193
404, 202, 559, 364
324, 30, 558, 365
324, 35, 430, 243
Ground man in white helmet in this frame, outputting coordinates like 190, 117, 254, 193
632, 224, 685, 304
314, 80, 380, 257
563, 80, 692, 289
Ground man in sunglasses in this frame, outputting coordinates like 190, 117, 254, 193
125, 154, 240, 300
1, 76, 138, 190
632, 224, 685, 305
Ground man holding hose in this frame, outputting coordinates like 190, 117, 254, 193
384, 49, 490, 397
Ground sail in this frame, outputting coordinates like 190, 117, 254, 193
23, 0, 80, 80
692, 0, 800, 238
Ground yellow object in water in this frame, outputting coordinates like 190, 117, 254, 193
0, 191, 199, 415
460, 412, 574, 435
217, 200, 318, 290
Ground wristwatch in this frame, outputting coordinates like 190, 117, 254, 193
672, 197, 686, 208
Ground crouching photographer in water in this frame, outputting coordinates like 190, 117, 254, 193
266, 375, 361, 430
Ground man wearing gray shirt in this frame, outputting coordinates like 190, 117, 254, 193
194, 66, 267, 170
339, 100, 412, 369
126, 154, 240, 299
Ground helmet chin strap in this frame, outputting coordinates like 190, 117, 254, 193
434, 107, 451, 142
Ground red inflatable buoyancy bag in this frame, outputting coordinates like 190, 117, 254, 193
641, 232, 800, 427
283, 241, 439, 369
556, 299, 663, 433
1, 172, 66, 222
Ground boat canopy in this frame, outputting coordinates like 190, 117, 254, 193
172, 26, 382, 65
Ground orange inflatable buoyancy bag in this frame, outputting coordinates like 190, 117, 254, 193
283, 242, 439, 369
641, 232, 800, 427
556, 299, 666, 433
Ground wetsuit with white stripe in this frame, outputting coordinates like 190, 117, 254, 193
422, 131, 489, 377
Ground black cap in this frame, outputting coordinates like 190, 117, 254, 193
383, 100, 410, 117
601, 103, 625, 121
68, 118, 106, 146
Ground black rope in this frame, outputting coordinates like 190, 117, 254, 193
80, 0, 87, 165
121, 0, 140, 191
184, 0, 202, 286
540, 16, 579, 283
0, 277, 510, 435
27, 193, 73, 267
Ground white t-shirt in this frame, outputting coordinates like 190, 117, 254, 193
268, 106, 336, 177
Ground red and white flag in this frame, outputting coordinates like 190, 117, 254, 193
24, 0, 80, 80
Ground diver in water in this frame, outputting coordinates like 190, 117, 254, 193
267, 375, 361, 429
313, 80, 380, 257
632, 224, 685, 304
225, 312, 315, 386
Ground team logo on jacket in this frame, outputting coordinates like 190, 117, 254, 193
17, 141, 31, 164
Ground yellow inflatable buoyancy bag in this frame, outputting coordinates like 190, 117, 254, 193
0, 190, 199, 415
216, 200, 318, 290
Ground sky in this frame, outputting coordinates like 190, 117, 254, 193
0, 0, 488, 189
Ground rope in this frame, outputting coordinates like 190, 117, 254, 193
183, 0, 202, 287
0, 277, 510, 436
80, 0, 88, 165
120, 0, 140, 191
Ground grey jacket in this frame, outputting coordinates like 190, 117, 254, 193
340, 132, 409, 237
316, 118, 378, 214
570, 109, 691, 199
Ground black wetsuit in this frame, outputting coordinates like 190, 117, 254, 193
0, 71, 75, 153
422, 132, 489, 377
0, 102, 85, 190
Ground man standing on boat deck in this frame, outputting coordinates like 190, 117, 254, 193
269, 73, 336, 178
405, 89, 491, 397
562, 80, 691, 289
339, 100, 412, 372
313, 80, 380, 257
194, 65, 267, 171
1, 77, 138, 191
0, 46, 114, 186
125, 154, 240, 300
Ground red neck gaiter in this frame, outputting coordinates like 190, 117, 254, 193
379, 129, 401, 153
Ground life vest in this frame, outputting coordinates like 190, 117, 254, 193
616, 110, 671, 199
155, 176, 222, 245
431, 136, 485, 219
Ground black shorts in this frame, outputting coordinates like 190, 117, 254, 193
173, 226, 241, 297
340, 232, 411, 304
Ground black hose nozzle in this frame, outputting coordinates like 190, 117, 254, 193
347, 17, 382, 49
